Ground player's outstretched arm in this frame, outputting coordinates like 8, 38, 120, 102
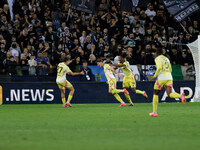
169, 63, 172, 73
109, 67, 123, 79
68, 71, 84, 76
110, 64, 125, 68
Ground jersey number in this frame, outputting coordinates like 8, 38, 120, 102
164, 59, 169, 69
57, 66, 63, 73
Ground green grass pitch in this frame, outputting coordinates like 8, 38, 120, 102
0, 103, 200, 150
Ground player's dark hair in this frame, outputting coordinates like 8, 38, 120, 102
63, 57, 71, 62
82, 60, 87, 64
156, 48, 163, 55
120, 53, 127, 59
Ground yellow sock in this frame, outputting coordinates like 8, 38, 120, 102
153, 95, 158, 113
62, 98, 66, 104
169, 93, 180, 98
112, 89, 123, 94
113, 94, 124, 103
125, 93, 133, 104
67, 95, 73, 103
136, 90, 144, 95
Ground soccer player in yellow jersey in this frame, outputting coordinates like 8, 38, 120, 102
56, 57, 84, 107
149, 48, 186, 117
111, 54, 148, 106
97, 59, 129, 107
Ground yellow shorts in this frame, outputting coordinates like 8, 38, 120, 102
154, 79, 173, 90
108, 78, 117, 90
123, 76, 136, 88
57, 80, 72, 90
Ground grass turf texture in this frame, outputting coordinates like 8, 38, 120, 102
0, 103, 200, 150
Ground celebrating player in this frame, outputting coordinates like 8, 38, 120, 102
56, 57, 84, 107
97, 59, 129, 107
111, 54, 148, 106
149, 48, 186, 117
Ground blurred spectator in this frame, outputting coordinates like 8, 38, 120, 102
88, 54, 96, 65
171, 49, 179, 65
70, 56, 81, 72
126, 47, 135, 65
80, 60, 94, 81
21, 55, 29, 75
43, 52, 53, 73
186, 49, 194, 65
103, 55, 114, 64
124, 33, 136, 48
9, 43, 19, 64
162, 48, 171, 61
145, 3, 156, 21
100, 44, 111, 59
0, 43, 6, 73
36, 52, 48, 75
28, 55, 37, 75
21, 48, 30, 59
0, 0, 198, 77
178, 49, 189, 66
109, 38, 118, 55
7, 56, 17, 75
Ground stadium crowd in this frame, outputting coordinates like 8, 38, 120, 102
0, 0, 197, 76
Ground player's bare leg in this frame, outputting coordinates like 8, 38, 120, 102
65, 86, 75, 107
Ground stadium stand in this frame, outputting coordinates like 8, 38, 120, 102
0, 0, 198, 80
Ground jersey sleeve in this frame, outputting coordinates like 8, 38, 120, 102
169, 60, 172, 72
66, 66, 72, 73
104, 64, 111, 70
124, 61, 129, 67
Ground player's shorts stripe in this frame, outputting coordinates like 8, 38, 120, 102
156, 79, 162, 90
113, 80, 116, 88
167, 84, 173, 88
0, 85, 2, 105
111, 78, 116, 88
131, 76, 136, 86
65, 80, 68, 88
131, 73, 136, 87
107, 74, 116, 88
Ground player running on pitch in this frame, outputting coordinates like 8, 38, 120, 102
111, 54, 148, 106
56, 57, 84, 107
97, 59, 129, 107
149, 48, 186, 117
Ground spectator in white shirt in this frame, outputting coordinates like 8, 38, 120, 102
10, 44, 19, 64
145, 3, 156, 21
28, 55, 37, 75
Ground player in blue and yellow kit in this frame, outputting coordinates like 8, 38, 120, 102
150, 48, 186, 117
111, 54, 148, 106
56, 57, 84, 107
97, 59, 129, 107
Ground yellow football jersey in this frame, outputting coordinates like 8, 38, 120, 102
119, 61, 134, 77
154, 55, 172, 80
56, 62, 72, 83
104, 64, 115, 81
